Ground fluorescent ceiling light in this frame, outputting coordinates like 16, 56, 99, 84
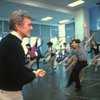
68, 0, 85, 7
41, 17, 53, 21
58, 19, 69, 24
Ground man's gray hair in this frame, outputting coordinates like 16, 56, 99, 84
9, 9, 32, 31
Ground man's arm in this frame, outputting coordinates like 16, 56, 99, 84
83, 22, 95, 46
85, 32, 95, 46
64, 55, 77, 71
58, 57, 69, 65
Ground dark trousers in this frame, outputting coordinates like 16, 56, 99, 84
67, 60, 88, 88
30, 56, 40, 69
36, 56, 40, 69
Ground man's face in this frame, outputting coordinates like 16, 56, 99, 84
71, 41, 78, 49
18, 17, 33, 38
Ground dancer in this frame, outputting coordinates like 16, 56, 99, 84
66, 23, 95, 91
44, 42, 57, 73
26, 42, 37, 69
87, 40, 100, 72
26, 38, 43, 69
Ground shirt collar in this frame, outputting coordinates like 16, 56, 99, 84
10, 31, 22, 41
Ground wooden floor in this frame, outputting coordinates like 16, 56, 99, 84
22, 63, 100, 100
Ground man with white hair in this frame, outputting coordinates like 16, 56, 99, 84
0, 9, 46, 100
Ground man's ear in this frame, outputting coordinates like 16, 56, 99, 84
15, 23, 22, 31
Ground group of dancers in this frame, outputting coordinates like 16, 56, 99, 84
25, 23, 100, 92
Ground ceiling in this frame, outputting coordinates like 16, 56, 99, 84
0, 0, 100, 25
